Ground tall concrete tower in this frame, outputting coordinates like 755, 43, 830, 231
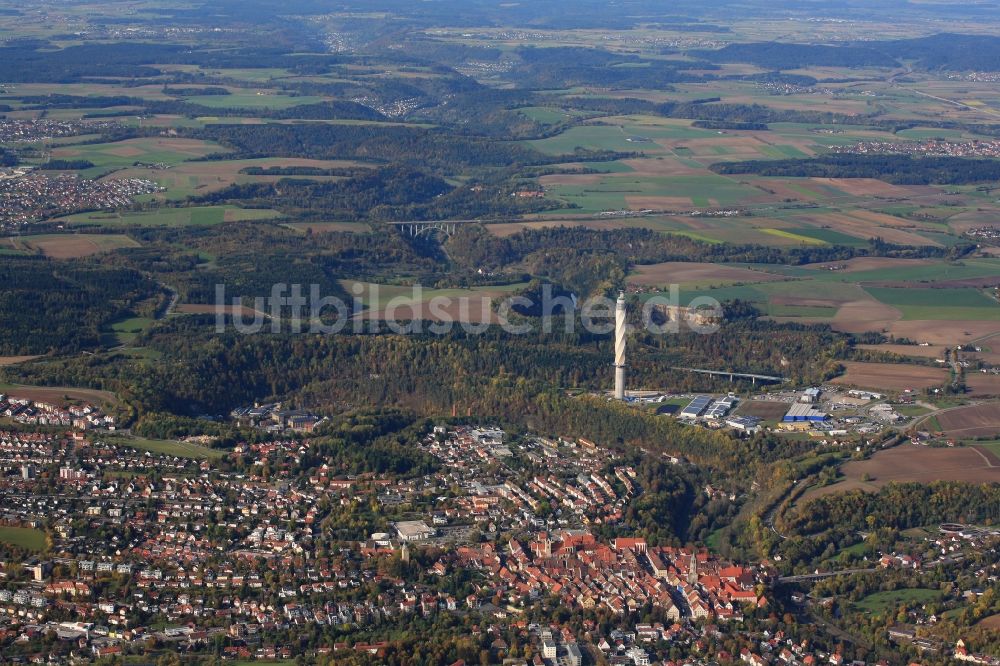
614, 292, 627, 400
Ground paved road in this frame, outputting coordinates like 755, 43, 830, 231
778, 568, 877, 583
161, 284, 179, 318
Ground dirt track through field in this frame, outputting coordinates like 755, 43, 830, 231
936, 403, 1000, 437
800, 444, 1000, 502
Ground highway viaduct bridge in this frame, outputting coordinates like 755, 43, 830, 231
671, 367, 788, 385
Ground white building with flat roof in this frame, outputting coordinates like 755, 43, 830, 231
394, 520, 435, 542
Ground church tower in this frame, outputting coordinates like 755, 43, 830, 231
687, 551, 698, 585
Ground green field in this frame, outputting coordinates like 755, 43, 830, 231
705, 526, 726, 551
766, 304, 839, 318
192, 67, 294, 82
760, 228, 828, 245
757, 144, 809, 158
179, 93, 326, 109
110, 316, 156, 345
581, 160, 637, 173
852, 588, 940, 613
679, 279, 865, 306
0, 526, 46, 551
60, 206, 280, 227
616, 116, 725, 140
863, 286, 1000, 321
784, 227, 870, 247
833, 259, 1000, 284
528, 124, 669, 155
637, 259, 1000, 323
518, 106, 587, 124
50, 137, 224, 177
545, 173, 759, 213
895, 404, 932, 417
106, 436, 226, 460
282, 221, 372, 234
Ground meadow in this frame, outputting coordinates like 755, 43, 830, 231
177, 92, 327, 109
518, 106, 590, 124
0, 526, 46, 551
852, 588, 941, 614
282, 221, 372, 234
59, 205, 281, 227
863, 287, 1000, 321
50, 137, 224, 178
105, 436, 226, 460
110, 316, 156, 345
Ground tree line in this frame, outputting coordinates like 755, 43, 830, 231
713, 153, 1000, 185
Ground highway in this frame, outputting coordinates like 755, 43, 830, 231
671, 367, 787, 384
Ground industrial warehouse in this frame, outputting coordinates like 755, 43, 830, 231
782, 403, 830, 423
679, 394, 740, 420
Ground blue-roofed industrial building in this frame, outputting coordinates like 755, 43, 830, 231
680, 395, 713, 419
704, 395, 738, 420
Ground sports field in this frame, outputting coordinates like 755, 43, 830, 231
0, 526, 46, 551
735, 400, 789, 421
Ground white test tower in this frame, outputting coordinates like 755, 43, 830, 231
614, 291, 627, 400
